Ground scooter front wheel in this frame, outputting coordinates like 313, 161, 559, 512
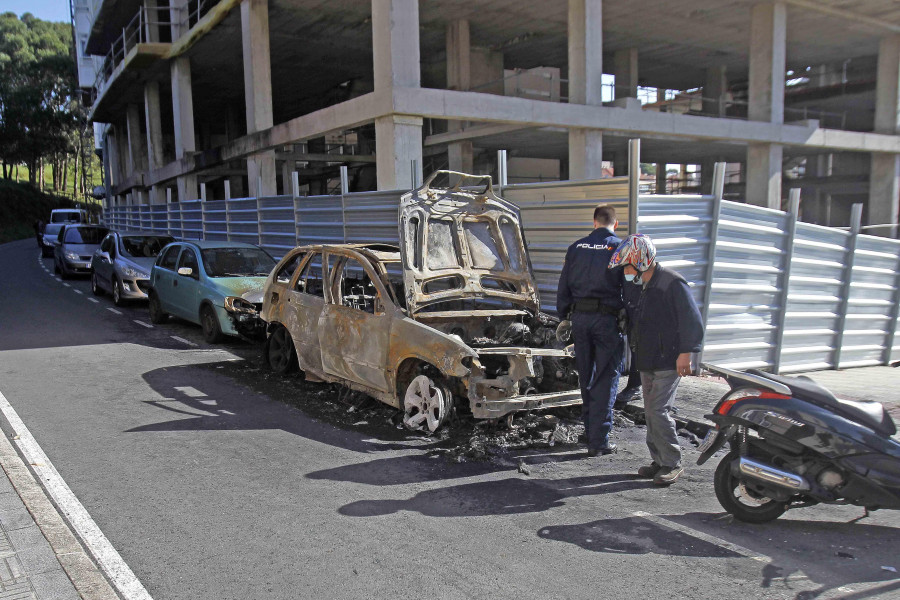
714, 452, 787, 523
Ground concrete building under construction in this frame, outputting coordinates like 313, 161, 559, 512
72, 0, 900, 233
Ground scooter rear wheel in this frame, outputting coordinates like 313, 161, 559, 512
714, 452, 787, 523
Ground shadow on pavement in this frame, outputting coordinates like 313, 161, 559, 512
339, 473, 652, 517
306, 454, 505, 486
537, 516, 742, 557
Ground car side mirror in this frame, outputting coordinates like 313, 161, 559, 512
99, 252, 110, 262
177, 267, 193, 277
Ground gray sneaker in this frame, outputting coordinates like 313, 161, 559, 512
653, 466, 684, 485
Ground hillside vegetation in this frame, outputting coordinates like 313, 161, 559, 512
0, 179, 77, 244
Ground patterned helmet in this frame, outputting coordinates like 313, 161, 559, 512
608, 234, 657, 272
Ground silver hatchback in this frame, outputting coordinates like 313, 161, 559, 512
91, 232, 174, 305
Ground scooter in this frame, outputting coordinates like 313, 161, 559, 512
697, 364, 900, 523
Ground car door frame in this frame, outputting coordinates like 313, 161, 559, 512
172, 246, 202, 322
95, 233, 115, 290
153, 244, 182, 313
284, 250, 329, 377
318, 251, 394, 392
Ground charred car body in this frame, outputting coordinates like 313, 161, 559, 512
260, 171, 579, 431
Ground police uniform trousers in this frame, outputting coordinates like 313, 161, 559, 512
572, 311, 624, 450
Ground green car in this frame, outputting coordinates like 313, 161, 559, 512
148, 240, 276, 342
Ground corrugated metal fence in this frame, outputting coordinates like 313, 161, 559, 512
102, 174, 900, 373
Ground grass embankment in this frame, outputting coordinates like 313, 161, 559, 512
0, 179, 76, 244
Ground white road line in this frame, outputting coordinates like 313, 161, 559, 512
170, 336, 198, 347
0, 390, 153, 600
633, 511, 771, 563
55, 278, 62, 282
88, 298, 100, 303
62, 283, 71, 288
133, 320, 153, 329
73, 290, 83, 295
106, 308, 122, 315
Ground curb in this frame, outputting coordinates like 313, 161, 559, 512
0, 431, 119, 600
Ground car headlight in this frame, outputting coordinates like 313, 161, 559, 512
224, 296, 258, 314
65, 251, 80, 261
122, 265, 149, 279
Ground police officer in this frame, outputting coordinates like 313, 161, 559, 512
557, 205, 624, 457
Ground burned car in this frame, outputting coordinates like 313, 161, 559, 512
260, 171, 579, 431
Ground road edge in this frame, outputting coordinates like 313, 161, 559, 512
0, 430, 120, 600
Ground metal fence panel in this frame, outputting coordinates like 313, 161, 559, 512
295, 195, 345, 246
779, 223, 849, 373
343, 190, 404, 245
150, 205, 168, 234
702, 201, 791, 371
258, 195, 297, 258
181, 200, 203, 241
226, 198, 259, 245
203, 200, 228, 241
838, 234, 900, 368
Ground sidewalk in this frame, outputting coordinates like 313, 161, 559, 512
621, 365, 900, 438
0, 460, 81, 600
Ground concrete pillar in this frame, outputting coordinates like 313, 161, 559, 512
372, 0, 422, 189
169, 0, 187, 40
746, 143, 783, 209
125, 104, 146, 175
703, 65, 727, 117
372, 0, 420, 91
748, 2, 786, 124
613, 153, 627, 177
613, 47, 638, 99
241, 0, 277, 196
655, 162, 667, 194
699, 158, 716, 195
144, 0, 160, 43
567, 0, 603, 179
170, 56, 198, 200
446, 19, 472, 172
107, 129, 121, 189
869, 36, 900, 230
375, 115, 423, 190
143, 82, 166, 204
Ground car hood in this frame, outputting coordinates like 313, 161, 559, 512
119, 256, 156, 271
63, 243, 100, 255
398, 170, 540, 315
211, 276, 268, 302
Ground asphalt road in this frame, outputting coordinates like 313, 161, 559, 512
0, 238, 898, 600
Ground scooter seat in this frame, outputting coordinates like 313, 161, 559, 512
748, 370, 897, 437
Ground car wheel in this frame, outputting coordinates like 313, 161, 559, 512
91, 272, 104, 296
200, 305, 224, 344
402, 373, 452, 433
54, 259, 60, 275
112, 277, 124, 306
713, 452, 787, 523
148, 291, 168, 324
266, 325, 298, 375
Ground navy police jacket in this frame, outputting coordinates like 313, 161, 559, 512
556, 227, 624, 318
623, 264, 704, 372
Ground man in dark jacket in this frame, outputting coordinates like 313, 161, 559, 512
557, 205, 624, 457
609, 234, 703, 485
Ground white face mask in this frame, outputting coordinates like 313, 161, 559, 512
624, 273, 636, 283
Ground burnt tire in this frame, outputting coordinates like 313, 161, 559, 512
266, 325, 297, 375
148, 291, 168, 324
200, 305, 224, 344
714, 452, 787, 524
402, 373, 452, 433
91, 272, 104, 296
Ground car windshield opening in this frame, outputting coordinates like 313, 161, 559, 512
201, 247, 275, 277
121, 236, 175, 258
65, 227, 108, 244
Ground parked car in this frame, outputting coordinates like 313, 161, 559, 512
40, 223, 65, 257
54, 225, 109, 279
91, 232, 175, 305
260, 171, 580, 432
49, 208, 89, 224
148, 240, 276, 342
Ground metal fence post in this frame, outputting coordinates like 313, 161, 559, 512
695, 162, 725, 372
627, 139, 640, 235
292, 171, 300, 247
882, 249, 900, 365
833, 203, 863, 369
340, 165, 349, 243
773, 190, 801, 374
497, 150, 508, 194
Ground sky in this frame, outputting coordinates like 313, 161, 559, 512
4, 0, 71, 23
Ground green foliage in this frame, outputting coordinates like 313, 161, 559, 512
0, 178, 77, 244
0, 11, 89, 190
